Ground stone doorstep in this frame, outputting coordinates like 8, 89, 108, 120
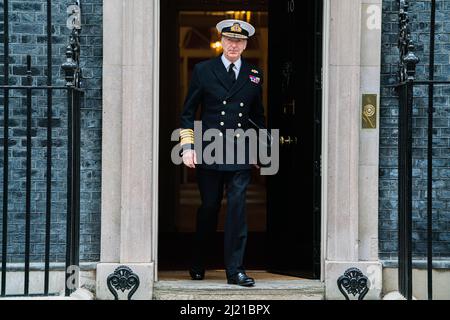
0, 296, 77, 300
0, 288, 95, 300
153, 280, 325, 300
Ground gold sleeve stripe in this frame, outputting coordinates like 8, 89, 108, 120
180, 133, 194, 138
180, 129, 194, 135
180, 129, 194, 145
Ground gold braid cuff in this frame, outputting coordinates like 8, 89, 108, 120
180, 129, 194, 146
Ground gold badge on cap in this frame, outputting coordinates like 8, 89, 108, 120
231, 23, 242, 33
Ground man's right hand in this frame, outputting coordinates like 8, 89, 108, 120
182, 149, 197, 168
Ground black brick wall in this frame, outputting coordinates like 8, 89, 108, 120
0, 0, 102, 263
381, 0, 450, 260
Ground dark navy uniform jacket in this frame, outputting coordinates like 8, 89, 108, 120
180, 56, 266, 171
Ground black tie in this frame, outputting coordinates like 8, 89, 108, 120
228, 63, 236, 83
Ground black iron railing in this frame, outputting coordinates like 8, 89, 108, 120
0, 0, 82, 297
396, 0, 447, 300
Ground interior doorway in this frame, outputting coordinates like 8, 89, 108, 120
158, 0, 322, 279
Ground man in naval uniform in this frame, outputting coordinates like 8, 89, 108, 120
179, 19, 266, 287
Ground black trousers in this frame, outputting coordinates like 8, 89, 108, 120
192, 168, 252, 277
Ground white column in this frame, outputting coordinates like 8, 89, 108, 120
119, 0, 156, 264
100, 0, 123, 264
359, 0, 382, 262
324, 0, 382, 300
97, 0, 159, 300
326, 0, 361, 263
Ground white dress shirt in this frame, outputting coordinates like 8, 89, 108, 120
221, 54, 241, 79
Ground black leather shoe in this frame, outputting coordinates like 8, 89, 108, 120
189, 269, 205, 280
227, 272, 255, 287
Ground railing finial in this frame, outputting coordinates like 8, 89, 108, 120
61, 1, 82, 88
398, 0, 419, 82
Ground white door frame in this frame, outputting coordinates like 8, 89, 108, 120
99, 0, 383, 300
152, 0, 161, 281
320, 0, 330, 282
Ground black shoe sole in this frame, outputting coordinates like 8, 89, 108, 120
227, 280, 255, 287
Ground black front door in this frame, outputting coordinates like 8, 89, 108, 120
267, 0, 323, 279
